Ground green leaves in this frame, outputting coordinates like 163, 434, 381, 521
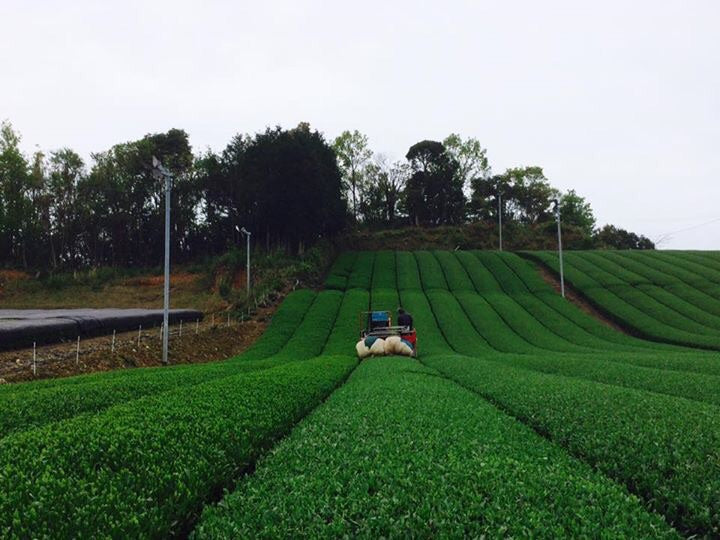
193, 358, 676, 538
528, 250, 720, 350
0, 356, 357, 537
427, 355, 720, 536
5, 248, 720, 537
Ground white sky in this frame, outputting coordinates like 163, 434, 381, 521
2, 0, 718, 248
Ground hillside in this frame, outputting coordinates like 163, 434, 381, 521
527, 250, 720, 349
2, 249, 720, 536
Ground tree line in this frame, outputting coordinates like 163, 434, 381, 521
0, 120, 653, 271
332, 131, 654, 249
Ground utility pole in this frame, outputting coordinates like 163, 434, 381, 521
153, 156, 173, 364
498, 189, 503, 251
240, 227, 251, 297
552, 198, 565, 298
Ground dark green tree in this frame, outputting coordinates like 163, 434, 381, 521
0, 121, 33, 267
333, 130, 371, 221
505, 167, 558, 223
242, 123, 346, 253
559, 189, 596, 237
470, 167, 557, 225
593, 225, 655, 250
358, 156, 409, 226
84, 128, 195, 265
403, 140, 464, 226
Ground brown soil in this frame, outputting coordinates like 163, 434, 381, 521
0, 302, 278, 385
536, 265, 631, 335
122, 273, 199, 287
0, 270, 28, 281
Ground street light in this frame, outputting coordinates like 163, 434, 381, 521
497, 184, 503, 251
551, 198, 565, 298
238, 226, 251, 297
152, 156, 173, 364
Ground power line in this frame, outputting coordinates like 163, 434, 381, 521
654, 217, 720, 246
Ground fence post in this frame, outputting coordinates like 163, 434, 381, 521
227, 313, 230, 327
138, 325, 142, 348
195, 318, 199, 334
32, 342, 37, 376
76, 336, 80, 366
179, 320, 183, 338
111, 329, 116, 354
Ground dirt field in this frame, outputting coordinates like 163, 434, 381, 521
0, 270, 226, 312
0, 305, 274, 384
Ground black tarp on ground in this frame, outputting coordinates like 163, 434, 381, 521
0, 309, 203, 351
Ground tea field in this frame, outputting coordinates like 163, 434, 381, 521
2, 250, 719, 537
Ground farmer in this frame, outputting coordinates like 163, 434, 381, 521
397, 308, 413, 330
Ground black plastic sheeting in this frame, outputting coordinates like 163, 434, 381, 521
0, 309, 203, 351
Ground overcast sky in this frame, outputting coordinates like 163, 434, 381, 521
2, 0, 718, 248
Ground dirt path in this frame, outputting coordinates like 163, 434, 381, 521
535, 264, 632, 335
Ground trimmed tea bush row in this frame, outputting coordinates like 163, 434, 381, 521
193, 358, 676, 538
453, 291, 541, 353
323, 289, 370, 356
575, 251, 720, 329
371, 287, 400, 312
456, 250, 503, 293
0, 290, 319, 436
324, 252, 357, 290
433, 250, 474, 291
621, 250, 720, 288
673, 251, 720, 275
346, 251, 375, 289
0, 355, 357, 538
239, 289, 319, 361
397, 290, 452, 357
481, 293, 591, 352
269, 290, 344, 361
371, 250, 397, 290
608, 251, 720, 316
425, 354, 720, 536
484, 351, 720, 407
528, 251, 720, 350
563, 252, 718, 335
417, 251, 590, 353
414, 250, 447, 290
497, 252, 679, 351
426, 289, 494, 355
396, 251, 421, 290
